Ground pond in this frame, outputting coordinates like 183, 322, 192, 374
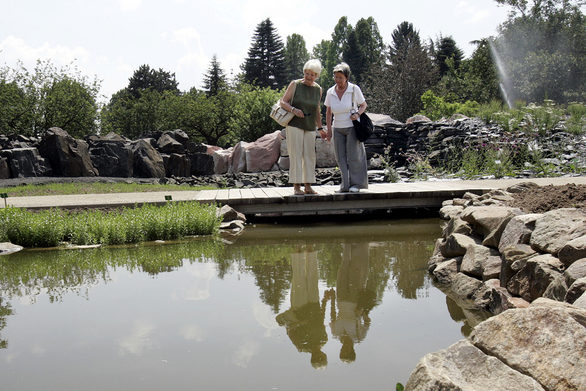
0, 218, 485, 391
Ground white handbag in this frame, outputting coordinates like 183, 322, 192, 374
269, 80, 299, 127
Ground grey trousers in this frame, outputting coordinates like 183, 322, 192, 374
333, 126, 368, 191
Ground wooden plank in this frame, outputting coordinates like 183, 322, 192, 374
215, 189, 231, 203
228, 188, 242, 200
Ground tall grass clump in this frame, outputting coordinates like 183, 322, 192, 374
0, 201, 221, 248
1, 207, 65, 247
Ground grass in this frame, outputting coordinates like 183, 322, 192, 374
0, 182, 215, 197
0, 201, 222, 248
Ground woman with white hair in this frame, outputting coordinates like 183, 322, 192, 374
324, 62, 368, 193
279, 59, 326, 195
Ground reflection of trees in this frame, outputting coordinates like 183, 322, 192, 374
0, 297, 12, 349
0, 239, 224, 302
371, 240, 434, 300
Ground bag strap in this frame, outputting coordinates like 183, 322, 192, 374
290, 79, 300, 106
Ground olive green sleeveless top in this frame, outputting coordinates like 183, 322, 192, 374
289, 81, 321, 131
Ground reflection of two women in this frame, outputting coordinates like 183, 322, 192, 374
277, 242, 374, 367
276, 247, 328, 368
330, 242, 372, 363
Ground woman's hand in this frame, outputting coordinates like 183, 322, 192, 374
325, 129, 332, 142
350, 112, 359, 121
293, 107, 304, 118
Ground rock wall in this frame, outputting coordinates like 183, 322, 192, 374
405, 183, 586, 390
1, 114, 584, 180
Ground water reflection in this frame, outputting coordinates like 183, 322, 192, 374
0, 219, 485, 390
276, 246, 328, 368
330, 242, 372, 363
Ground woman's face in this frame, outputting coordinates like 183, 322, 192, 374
334, 72, 347, 87
303, 69, 318, 84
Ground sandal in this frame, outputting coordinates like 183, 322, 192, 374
294, 188, 305, 196
304, 188, 318, 195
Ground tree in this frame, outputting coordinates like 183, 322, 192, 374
493, 0, 586, 102
202, 55, 227, 96
435, 35, 464, 77
127, 64, 179, 97
101, 88, 162, 139
343, 17, 385, 84
363, 22, 437, 121
0, 60, 100, 137
284, 34, 310, 82
242, 18, 287, 89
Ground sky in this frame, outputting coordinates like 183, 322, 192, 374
0, 0, 511, 101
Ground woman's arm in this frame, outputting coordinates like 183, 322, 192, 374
325, 106, 333, 142
280, 81, 303, 117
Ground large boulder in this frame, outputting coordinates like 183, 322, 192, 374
163, 153, 191, 177
558, 235, 586, 266
244, 130, 282, 172
461, 206, 523, 247
498, 213, 541, 253
0, 157, 9, 179
88, 134, 134, 177
469, 299, 586, 391
565, 277, 586, 304
405, 340, 545, 391
229, 141, 248, 174
315, 137, 336, 168
439, 233, 480, 258
132, 139, 165, 178
531, 208, 586, 255
460, 244, 502, 281
157, 131, 185, 154
38, 127, 98, 176
190, 153, 214, 176
0, 147, 52, 177
212, 148, 232, 175
507, 254, 565, 302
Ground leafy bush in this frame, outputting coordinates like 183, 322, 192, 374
419, 90, 479, 120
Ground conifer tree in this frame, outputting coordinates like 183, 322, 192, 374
203, 55, 227, 96
242, 18, 287, 89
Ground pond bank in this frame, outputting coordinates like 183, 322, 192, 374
405, 182, 586, 390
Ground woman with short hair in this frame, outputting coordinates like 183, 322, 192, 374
324, 62, 368, 193
280, 59, 326, 195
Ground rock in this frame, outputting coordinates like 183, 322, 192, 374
132, 139, 165, 178
439, 233, 480, 258
574, 291, 586, 309
0, 147, 52, 177
212, 148, 232, 175
542, 273, 568, 302
0, 157, 9, 179
38, 127, 98, 176
405, 114, 431, 124
431, 258, 459, 285
558, 235, 586, 266
0, 242, 23, 255
507, 254, 565, 302
460, 244, 502, 280
404, 340, 545, 391
438, 205, 463, 220
157, 132, 185, 154
564, 258, 586, 286
189, 152, 214, 176
500, 244, 537, 288
229, 141, 248, 174
315, 137, 336, 168
474, 279, 515, 314
450, 273, 484, 302
470, 301, 586, 391
89, 136, 134, 177
506, 181, 539, 193
244, 130, 281, 172
164, 153, 191, 177
565, 277, 586, 304
531, 208, 586, 255
217, 204, 246, 223
442, 217, 472, 237
461, 206, 523, 247
531, 297, 586, 327
498, 213, 541, 254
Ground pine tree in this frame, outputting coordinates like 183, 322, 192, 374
127, 64, 179, 97
203, 55, 227, 96
435, 36, 464, 77
242, 18, 287, 89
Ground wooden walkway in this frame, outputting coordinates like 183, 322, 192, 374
4, 177, 585, 216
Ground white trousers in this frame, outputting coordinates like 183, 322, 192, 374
286, 125, 316, 184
